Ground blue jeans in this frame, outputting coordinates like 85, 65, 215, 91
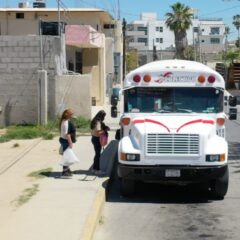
59, 137, 69, 152
59, 137, 70, 171
91, 136, 101, 170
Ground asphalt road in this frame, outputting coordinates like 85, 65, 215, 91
94, 119, 240, 240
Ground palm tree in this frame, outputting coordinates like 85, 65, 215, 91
224, 26, 230, 62
165, 2, 193, 59
233, 14, 240, 46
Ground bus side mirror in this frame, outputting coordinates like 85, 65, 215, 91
111, 106, 118, 118
229, 108, 237, 120
111, 95, 118, 106
229, 96, 237, 107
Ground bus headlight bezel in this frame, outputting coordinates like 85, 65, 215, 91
120, 153, 140, 161
206, 154, 225, 162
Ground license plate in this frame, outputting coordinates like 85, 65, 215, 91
165, 169, 181, 177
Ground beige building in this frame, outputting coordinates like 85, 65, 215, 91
0, 6, 123, 125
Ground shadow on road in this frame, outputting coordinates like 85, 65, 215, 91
41, 169, 96, 179
107, 168, 219, 205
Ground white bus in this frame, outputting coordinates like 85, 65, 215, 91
111, 60, 237, 198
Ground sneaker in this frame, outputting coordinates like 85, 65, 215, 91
95, 170, 106, 176
62, 171, 72, 177
90, 169, 97, 174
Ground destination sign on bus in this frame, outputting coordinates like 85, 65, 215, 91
154, 72, 196, 84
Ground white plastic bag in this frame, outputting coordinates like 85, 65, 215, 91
59, 145, 63, 155
59, 148, 79, 166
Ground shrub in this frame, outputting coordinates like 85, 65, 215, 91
74, 117, 90, 131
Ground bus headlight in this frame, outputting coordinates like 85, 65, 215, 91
206, 154, 225, 162
120, 153, 140, 161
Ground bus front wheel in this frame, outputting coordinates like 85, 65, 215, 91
120, 178, 135, 197
210, 167, 229, 199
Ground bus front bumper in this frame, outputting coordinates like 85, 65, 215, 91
118, 164, 228, 183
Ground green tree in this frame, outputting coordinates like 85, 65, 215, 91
126, 49, 138, 72
185, 46, 194, 60
165, 2, 193, 59
233, 14, 240, 46
225, 49, 240, 63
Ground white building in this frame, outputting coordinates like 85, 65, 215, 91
126, 12, 226, 54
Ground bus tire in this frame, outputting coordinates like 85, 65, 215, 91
120, 178, 135, 197
211, 167, 229, 199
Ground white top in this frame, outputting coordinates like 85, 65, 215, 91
60, 120, 69, 139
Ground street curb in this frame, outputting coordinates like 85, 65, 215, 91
80, 140, 118, 240
80, 179, 108, 240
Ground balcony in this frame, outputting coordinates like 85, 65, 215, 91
126, 30, 146, 36
65, 25, 104, 48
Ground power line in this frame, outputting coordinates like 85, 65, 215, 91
199, 5, 240, 18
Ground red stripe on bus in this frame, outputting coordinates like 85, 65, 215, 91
177, 119, 214, 132
133, 119, 170, 132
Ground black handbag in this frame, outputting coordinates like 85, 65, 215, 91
68, 121, 76, 143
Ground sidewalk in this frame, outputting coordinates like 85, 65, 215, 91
0, 132, 118, 240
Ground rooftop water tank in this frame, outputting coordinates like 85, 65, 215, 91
18, 2, 30, 8
33, 0, 46, 8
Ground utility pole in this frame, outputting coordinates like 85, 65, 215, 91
192, 27, 196, 61
57, 0, 61, 36
117, 0, 120, 20
122, 18, 126, 80
153, 39, 158, 61
39, 19, 43, 70
197, 24, 202, 62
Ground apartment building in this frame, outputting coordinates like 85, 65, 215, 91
0, 1, 122, 125
126, 12, 226, 55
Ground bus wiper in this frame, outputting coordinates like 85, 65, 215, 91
176, 108, 194, 113
157, 109, 172, 113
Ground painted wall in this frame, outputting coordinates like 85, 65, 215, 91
0, 10, 111, 36
55, 74, 92, 119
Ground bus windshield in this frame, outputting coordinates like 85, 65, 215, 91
124, 87, 223, 113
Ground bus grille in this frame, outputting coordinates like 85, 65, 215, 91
146, 134, 199, 155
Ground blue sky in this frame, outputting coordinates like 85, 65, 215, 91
2, 0, 240, 40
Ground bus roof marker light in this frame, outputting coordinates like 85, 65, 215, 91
198, 75, 205, 84
208, 75, 216, 83
133, 74, 141, 83
143, 74, 151, 82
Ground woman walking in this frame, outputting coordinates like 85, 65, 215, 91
59, 108, 76, 176
90, 110, 110, 174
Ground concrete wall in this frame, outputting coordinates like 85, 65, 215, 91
105, 38, 114, 74
55, 74, 92, 119
82, 48, 105, 106
0, 35, 65, 126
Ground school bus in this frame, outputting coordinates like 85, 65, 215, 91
111, 60, 237, 198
